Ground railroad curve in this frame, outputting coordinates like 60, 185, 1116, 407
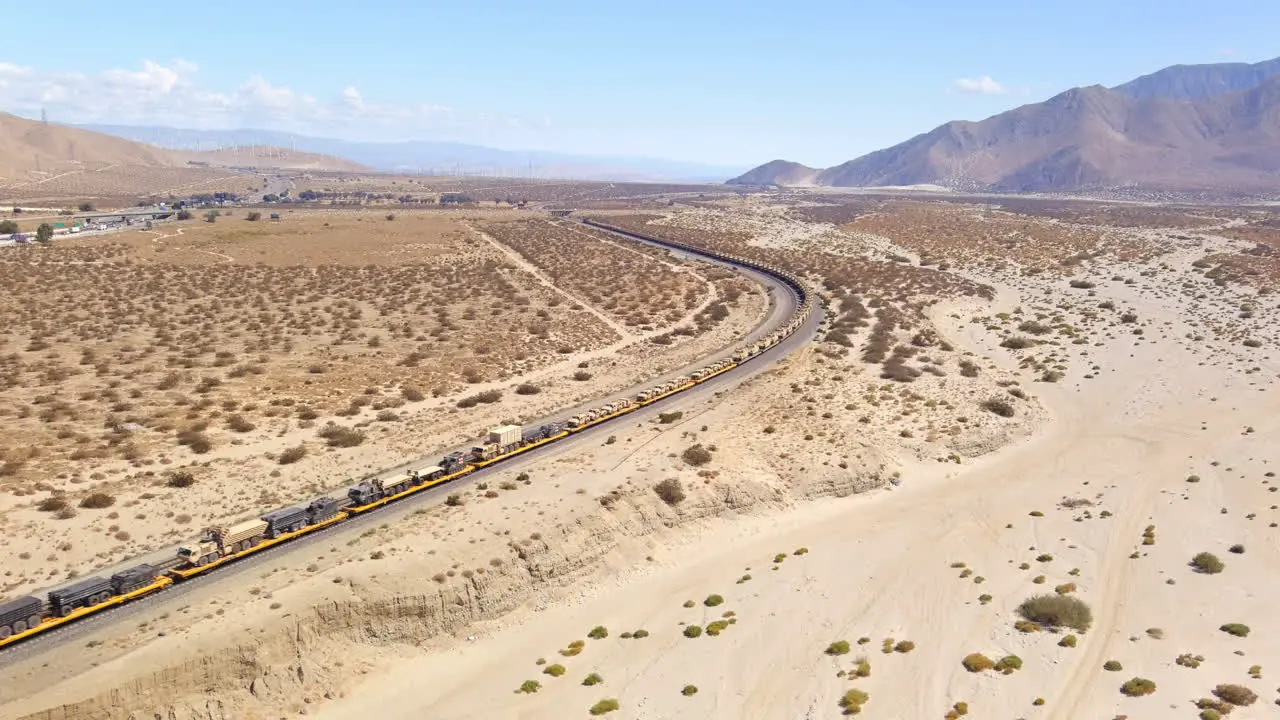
0, 217, 824, 663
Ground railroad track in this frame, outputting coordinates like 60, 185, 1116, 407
0, 218, 823, 663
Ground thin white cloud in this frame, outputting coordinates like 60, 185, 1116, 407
0, 59, 522, 143
951, 75, 1009, 95
1218, 48, 1237, 57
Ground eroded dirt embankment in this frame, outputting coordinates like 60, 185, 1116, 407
21, 445, 887, 720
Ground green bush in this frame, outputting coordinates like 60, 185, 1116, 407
1212, 683, 1257, 706
658, 411, 683, 424
632, 629, 649, 639
704, 594, 724, 607
962, 653, 994, 672
582, 673, 603, 686
684, 625, 703, 638
1120, 677, 1156, 697
826, 640, 851, 656
1220, 623, 1250, 637
588, 626, 608, 639
681, 685, 698, 696
706, 620, 730, 636
1191, 552, 1225, 574
543, 664, 566, 677
995, 655, 1023, 673
838, 688, 869, 715
1103, 660, 1122, 671
516, 679, 541, 694
1017, 594, 1093, 632
588, 698, 620, 715
1059, 634, 1078, 648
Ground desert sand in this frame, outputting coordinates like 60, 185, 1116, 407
3, 194, 1278, 720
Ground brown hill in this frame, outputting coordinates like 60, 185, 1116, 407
726, 159, 818, 186
730, 75, 1280, 193
176, 146, 367, 172
0, 112, 176, 179
0, 112, 365, 183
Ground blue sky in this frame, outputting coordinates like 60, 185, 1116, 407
1, 0, 1276, 167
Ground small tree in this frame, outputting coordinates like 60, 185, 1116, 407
176, 209, 193, 220
246, 211, 262, 221
35, 223, 54, 243
78, 201, 95, 212
204, 210, 219, 223
0, 220, 18, 234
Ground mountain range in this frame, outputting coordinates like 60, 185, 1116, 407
728, 56, 1280, 194
78, 125, 746, 183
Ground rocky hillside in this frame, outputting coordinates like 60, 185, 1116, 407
729, 57, 1280, 193
1112, 56, 1280, 100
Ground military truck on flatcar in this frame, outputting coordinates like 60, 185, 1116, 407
48, 576, 114, 616
177, 519, 268, 566
110, 564, 159, 594
262, 505, 309, 539
0, 597, 43, 639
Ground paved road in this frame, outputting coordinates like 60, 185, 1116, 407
0, 222, 823, 665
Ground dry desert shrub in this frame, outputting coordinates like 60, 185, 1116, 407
78, 492, 115, 509
681, 444, 712, 466
278, 445, 307, 465
654, 478, 685, 505
317, 423, 365, 448
1017, 594, 1093, 632
483, 218, 707, 330
0, 215, 622, 487
1211, 684, 1256, 706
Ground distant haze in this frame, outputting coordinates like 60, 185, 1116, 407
80, 125, 747, 183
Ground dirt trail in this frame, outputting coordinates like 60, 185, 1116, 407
467, 222, 634, 342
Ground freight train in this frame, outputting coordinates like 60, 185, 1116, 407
0, 219, 815, 650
